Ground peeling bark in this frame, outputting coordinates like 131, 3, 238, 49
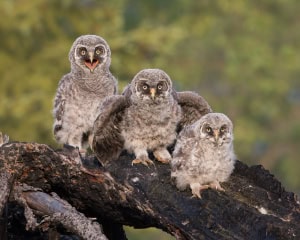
0, 142, 299, 240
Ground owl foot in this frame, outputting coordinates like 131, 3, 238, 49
153, 149, 171, 164
209, 181, 225, 192
131, 158, 154, 167
190, 183, 210, 199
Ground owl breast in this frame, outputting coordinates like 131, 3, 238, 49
121, 101, 181, 152
191, 142, 235, 183
63, 83, 114, 133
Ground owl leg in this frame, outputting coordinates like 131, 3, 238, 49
66, 132, 87, 157
88, 132, 94, 150
153, 148, 171, 164
132, 149, 154, 166
190, 183, 209, 198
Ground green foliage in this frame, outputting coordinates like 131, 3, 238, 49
124, 227, 174, 240
1, 0, 300, 237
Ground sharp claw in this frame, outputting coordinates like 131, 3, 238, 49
153, 151, 171, 164
155, 156, 170, 164
131, 158, 154, 167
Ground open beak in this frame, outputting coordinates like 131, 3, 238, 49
150, 88, 156, 99
84, 52, 99, 72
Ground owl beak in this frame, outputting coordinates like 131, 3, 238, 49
88, 52, 94, 63
84, 52, 99, 72
213, 130, 219, 142
150, 88, 156, 99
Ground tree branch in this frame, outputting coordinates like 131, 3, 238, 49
14, 185, 108, 240
0, 172, 14, 216
0, 142, 299, 239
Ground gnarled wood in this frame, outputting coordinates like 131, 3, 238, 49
0, 142, 299, 239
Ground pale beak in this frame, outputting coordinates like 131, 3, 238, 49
213, 129, 219, 142
150, 88, 156, 99
88, 52, 94, 63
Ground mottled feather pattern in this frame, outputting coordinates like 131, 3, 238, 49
52, 35, 117, 151
176, 91, 213, 131
92, 95, 130, 165
120, 91, 181, 152
93, 69, 182, 166
171, 113, 236, 197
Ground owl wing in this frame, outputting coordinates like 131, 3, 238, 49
92, 94, 131, 166
53, 74, 71, 136
121, 84, 132, 97
175, 91, 212, 131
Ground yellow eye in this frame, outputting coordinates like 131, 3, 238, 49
80, 49, 86, 56
95, 47, 104, 55
220, 126, 226, 133
142, 85, 148, 90
157, 84, 163, 90
206, 127, 212, 133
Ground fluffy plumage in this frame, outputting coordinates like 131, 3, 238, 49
92, 69, 212, 166
53, 35, 117, 152
93, 68, 181, 166
171, 113, 236, 198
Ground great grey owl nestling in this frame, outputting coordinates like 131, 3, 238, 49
92, 68, 212, 166
171, 113, 236, 198
53, 35, 117, 154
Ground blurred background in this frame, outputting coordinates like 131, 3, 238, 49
0, 0, 299, 239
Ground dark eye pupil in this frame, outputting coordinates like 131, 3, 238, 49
206, 127, 211, 132
143, 85, 148, 90
96, 48, 103, 55
81, 50, 86, 55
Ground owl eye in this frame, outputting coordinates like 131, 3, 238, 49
157, 84, 163, 90
220, 126, 227, 133
142, 85, 148, 90
95, 47, 104, 55
80, 49, 87, 56
206, 127, 212, 133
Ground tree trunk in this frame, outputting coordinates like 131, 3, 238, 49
0, 142, 299, 240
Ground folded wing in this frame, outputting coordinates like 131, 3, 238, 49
175, 91, 212, 131
92, 95, 131, 166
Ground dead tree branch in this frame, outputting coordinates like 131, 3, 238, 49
0, 142, 299, 240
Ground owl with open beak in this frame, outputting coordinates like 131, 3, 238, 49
53, 35, 117, 156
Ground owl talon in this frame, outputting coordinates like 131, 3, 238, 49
154, 155, 170, 164
131, 158, 154, 167
190, 183, 210, 199
153, 149, 171, 164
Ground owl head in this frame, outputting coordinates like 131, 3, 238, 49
196, 113, 233, 146
69, 35, 112, 73
130, 69, 172, 103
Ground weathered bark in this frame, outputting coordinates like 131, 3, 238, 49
0, 172, 14, 216
0, 142, 299, 240
13, 184, 108, 240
